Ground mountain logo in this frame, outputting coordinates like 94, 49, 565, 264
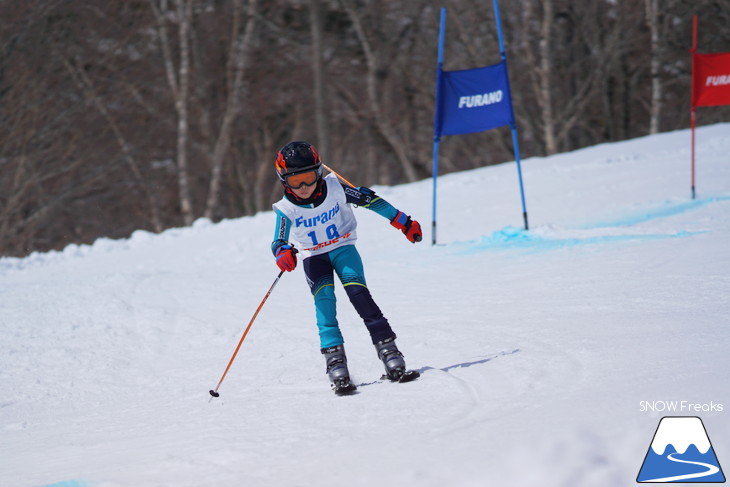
637, 416, 726, 483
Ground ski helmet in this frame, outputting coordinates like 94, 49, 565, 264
275, 141, 323, 189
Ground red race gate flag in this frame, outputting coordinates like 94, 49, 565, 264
693, 52, 730, 107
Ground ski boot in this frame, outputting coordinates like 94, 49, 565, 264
321, 345, 357, 396
374, 337, 419, 382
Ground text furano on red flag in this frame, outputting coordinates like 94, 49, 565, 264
693, 52, 730, 107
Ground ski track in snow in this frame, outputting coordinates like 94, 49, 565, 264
1, 124, 729, 487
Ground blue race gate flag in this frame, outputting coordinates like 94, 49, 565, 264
436, 61, 514, 136
431, 4, 529, 245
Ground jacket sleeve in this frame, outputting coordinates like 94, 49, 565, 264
271, 209, 292, 255
343, 184, 399, 221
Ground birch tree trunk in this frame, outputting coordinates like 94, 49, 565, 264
645, 0, 662, 134
309, 0, 329, 157
539, 0, 557, 155
151, 0, 195, 226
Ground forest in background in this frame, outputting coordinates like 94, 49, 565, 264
1, 0, 729, 257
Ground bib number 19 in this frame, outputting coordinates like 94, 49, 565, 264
307, 224, 340, 245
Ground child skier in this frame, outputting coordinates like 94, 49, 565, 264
271, 141, 423, 395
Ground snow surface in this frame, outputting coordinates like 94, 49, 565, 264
2, 124, 729, 487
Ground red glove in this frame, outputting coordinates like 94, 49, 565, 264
275, 244, 297, 272
390, 211, 422, 243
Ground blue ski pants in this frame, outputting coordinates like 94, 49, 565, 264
303, 244, 395, 349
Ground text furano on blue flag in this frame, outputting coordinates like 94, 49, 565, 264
436, 61, 514, 136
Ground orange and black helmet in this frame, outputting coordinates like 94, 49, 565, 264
275, 141, 323, 189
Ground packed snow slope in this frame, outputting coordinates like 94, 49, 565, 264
2, 124, 729, 487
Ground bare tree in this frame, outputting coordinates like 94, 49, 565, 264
340, 0, 419, 182
62, 56, 164, 232
645, 0, 662, 134
309, 0, 329, 157
520, 0, 557, 155
150, 0, 195, 225
203, 0, 259, 220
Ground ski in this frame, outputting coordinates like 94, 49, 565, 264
334, 384, 357, 396
331, 370, 420, 395
332, 378, 358, 396
380, 369, 421, 383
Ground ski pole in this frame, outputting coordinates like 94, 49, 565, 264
322, 163, 355, 188
209, 267, 288, 398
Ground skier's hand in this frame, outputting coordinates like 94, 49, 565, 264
275, 244, 298, 272
390, 211, 422, 243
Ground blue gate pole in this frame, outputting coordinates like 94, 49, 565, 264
432, 8, 447, 245
493, 0, 529, 230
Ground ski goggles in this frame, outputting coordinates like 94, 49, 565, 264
281, 165, 322, 189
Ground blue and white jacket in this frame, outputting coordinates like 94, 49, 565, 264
272, 173, 399, 258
